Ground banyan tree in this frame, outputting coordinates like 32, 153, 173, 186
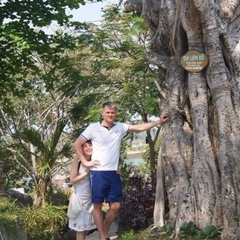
124, 0, 240, 239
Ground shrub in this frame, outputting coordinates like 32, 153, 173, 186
0, 197, 22, 230
21, 203, 67, 240
199, 225, 219, 239
119, 229, 135, 240
179, 221, 199, 239
117, 170, 156, 233
159, 224, 174, 238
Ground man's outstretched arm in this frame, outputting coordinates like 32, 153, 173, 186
128, 111, 169, 132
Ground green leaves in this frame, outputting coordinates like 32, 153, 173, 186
0, 0, 88, 103
16, 128, 45, 154
179, 221, 198, 238
21, 203, 67, 240
0, 0, 82, 26
199, 225, 219, 239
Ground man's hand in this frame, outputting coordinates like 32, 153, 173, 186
85, 160, 101, 167
159, 111, 169, 125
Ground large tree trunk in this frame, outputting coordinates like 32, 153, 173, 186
124, 0, 240, 238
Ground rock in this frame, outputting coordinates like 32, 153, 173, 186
0, 225, 28, 240
5, 189, 33, 206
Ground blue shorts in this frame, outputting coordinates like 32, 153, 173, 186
90, 171, 123, 203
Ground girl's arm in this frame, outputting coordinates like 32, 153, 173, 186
69, 156, 90, 185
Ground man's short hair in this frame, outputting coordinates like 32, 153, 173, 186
102, 101, 116, 109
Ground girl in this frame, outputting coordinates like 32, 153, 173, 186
68, 141, 95, 240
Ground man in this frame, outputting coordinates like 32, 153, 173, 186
73, 101, 169, 240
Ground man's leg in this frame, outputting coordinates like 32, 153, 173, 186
103, 201, 121, 239
90, 171, 108, 239
103, 171, 122, 239
92, 202, 106, 240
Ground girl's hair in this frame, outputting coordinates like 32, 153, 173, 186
85, 140, 92, 145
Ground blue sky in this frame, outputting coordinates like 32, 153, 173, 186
70, 0, 119, 23
42, 0, 119, 34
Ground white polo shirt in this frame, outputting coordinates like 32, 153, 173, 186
81, 122, 129, 171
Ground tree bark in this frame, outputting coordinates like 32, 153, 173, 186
33, 176, 48, 206
154, 143, 165, 227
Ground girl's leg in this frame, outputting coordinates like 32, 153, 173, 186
76, 230, 88, 240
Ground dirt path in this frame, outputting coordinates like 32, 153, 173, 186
86, 222, 118, 240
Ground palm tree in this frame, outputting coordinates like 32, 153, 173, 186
16, 118, 72, 206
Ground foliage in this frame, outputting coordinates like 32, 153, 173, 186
199, 225, 220, 239
101, 8, 160, 118
21, 203, 67, 240
117, 165, 156, 232
233, 213, 240, 221
120, 155, 149, 182
0, 0, 91, 199
1, 145, 34, 191
141, 136, 161, 177
119, 228, 169, 240
0, 73, 73, 204
46, 189, 69, 206
145, 223, 223, 240
0, 197, 22, 230
0, 197, 68, 240
64, 5, 161, 121
179, 222, 199, 239
235, 235, 240, 240
146, 225, 175, 240
0, 0, 88, 103
159, 225, 175, 239
119, 229, 135, 240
